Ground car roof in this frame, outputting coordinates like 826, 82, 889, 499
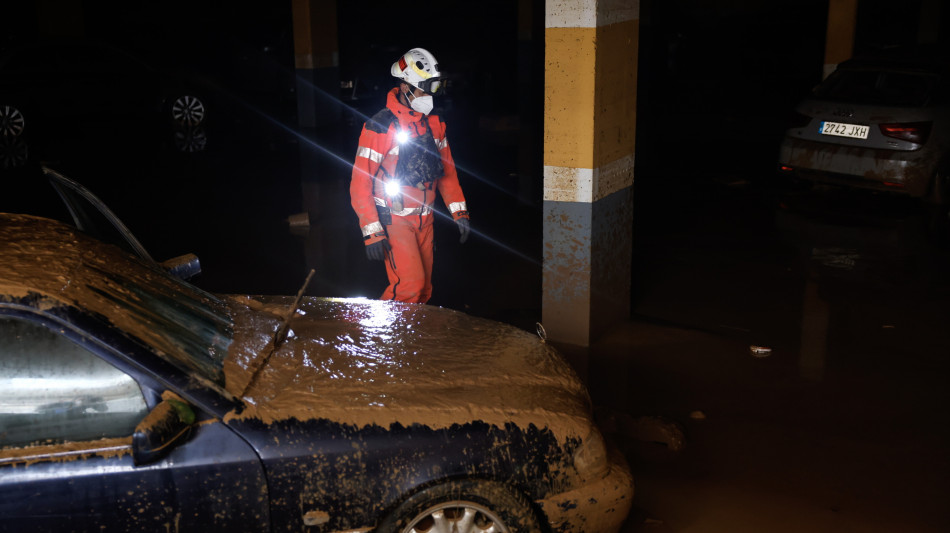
0, 213, 90, 302
838, 47, 950, 76
1, 213, 234, 393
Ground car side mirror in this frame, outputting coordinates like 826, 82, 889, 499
160, 253, 201, 280
132, 398, 196, 465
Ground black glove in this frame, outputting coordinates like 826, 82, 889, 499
456, 218, 470, 244
366, 239, 391, 261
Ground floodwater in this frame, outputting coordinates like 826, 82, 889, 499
2, 99, 949, 532
606, 177, 950, 532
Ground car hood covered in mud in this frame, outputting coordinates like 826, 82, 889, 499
222, 295, 594, 440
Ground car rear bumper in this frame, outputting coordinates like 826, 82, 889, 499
536, 447, 634, 533
778, 137, 936, 197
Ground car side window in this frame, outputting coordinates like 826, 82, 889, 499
0, 317, 149, 448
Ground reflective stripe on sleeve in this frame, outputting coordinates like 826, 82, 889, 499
437, 137, 448, 150
356, 146, 384, 164
448, 202, 467, 214
361, 221, 384, 237
374, 197, 387, 207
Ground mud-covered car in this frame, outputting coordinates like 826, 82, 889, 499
777, 54, 950, 201
0, 214, 632, 532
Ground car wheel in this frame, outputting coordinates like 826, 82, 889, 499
378, 479, 542, 533
173, 126, 208, 153
0, 135, 28, 169
0, 105, 25, 137
170, 95, 206, 126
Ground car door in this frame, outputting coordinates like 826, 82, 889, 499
41, 165, 201, 280
0, 313, 270, 532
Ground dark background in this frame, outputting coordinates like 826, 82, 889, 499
4, 2, 950, 531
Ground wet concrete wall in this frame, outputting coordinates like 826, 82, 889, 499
543, 187, 633, 345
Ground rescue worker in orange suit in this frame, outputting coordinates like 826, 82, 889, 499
350, 47, 470, 303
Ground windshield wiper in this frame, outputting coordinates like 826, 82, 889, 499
239, 269, 315, 398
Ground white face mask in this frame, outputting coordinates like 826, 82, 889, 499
406, 91, 434, 115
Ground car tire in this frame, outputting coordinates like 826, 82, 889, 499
0, 104, 26, 137
377, 479, 543, 533
168, 94, 206, 127
0, 135, 29, 169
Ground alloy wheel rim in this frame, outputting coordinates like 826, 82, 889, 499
171, 95, 205, 126
173, 126, 208, 153
402, 501, 510, 533
0, 105, 25, 137
0, 135, 28, 168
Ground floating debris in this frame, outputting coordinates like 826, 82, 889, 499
287, 212, 310, 228
811, 247, 859, 270
750, 345, 772, 357
689, 410, 706, 420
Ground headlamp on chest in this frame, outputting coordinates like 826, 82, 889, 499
384, 180, 401, 198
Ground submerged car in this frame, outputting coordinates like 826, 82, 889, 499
0, 40, 211, 167
0, 40, 208, 135
777, 54, 950, 202
0, 214, 633, 532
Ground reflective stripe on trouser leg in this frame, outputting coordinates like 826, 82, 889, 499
381, 215, 434, 303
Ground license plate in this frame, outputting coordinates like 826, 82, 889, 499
820, 121, 869, 139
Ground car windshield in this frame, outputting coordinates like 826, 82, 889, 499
813, 68, 938, 107
80, 256, 233, 388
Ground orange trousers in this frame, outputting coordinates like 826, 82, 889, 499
381, 214, 434, 303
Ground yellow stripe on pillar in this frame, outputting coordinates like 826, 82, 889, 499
594, 18, 638, 167
545, 26, 597, 171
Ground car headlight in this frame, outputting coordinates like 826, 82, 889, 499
572, 425, 609, 481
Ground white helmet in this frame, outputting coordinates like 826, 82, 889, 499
391, 48, 443, 95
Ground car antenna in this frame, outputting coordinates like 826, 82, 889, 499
240, 269, 315, 399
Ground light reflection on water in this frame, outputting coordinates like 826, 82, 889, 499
228, 294, 576, 412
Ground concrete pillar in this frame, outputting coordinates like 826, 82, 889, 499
918, 0, 941, 46
292, 0, 344, 290
823, 0, 858, 79
291, 0, 340, 130
543, 0, 638, 347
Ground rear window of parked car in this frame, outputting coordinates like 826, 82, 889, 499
813, 69, 939, 107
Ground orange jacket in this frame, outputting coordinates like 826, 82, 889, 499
350, 88, 468, 245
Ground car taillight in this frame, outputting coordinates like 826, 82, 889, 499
879, 122, 932, 144
786, 111, 813, 129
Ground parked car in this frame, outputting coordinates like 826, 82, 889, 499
0, 214, 633, 532
777, 54, 950, 202
0, 39, 208, 134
